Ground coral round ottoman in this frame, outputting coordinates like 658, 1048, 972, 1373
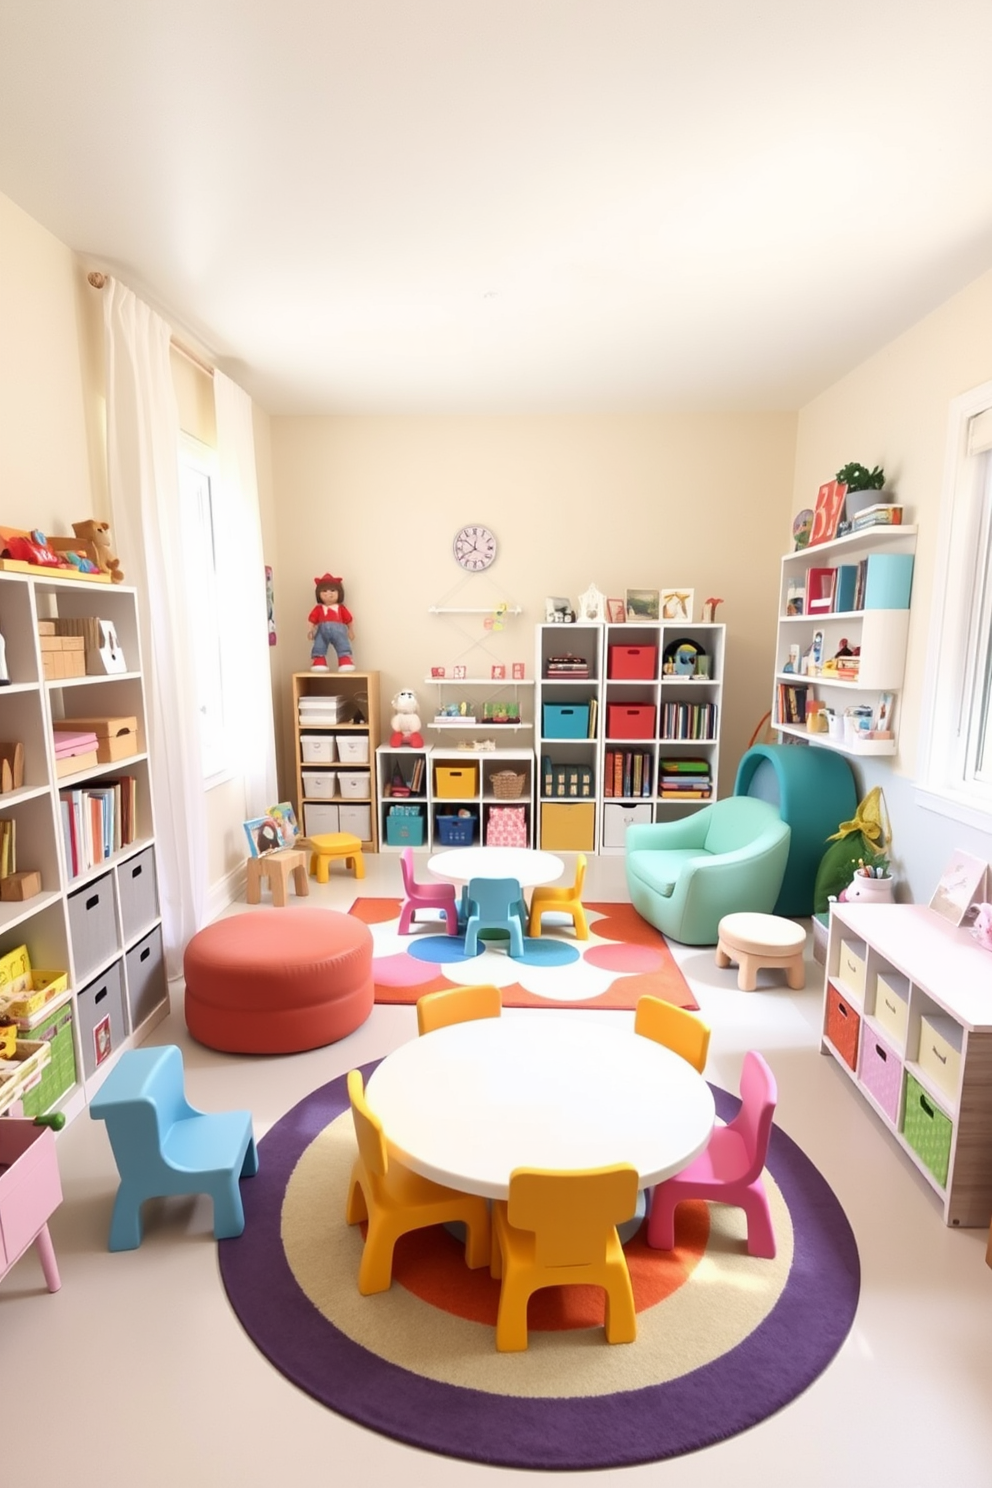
183, 909, 374, 1054
715, 912, 807, 992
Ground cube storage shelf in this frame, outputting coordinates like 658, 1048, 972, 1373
822, 902, 992, 1227
534, 621, 725, 854
292, 670, 380, 851
0, 572, 168, 1127
376, 744, 535, 852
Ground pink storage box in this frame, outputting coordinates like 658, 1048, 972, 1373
53, 729, 99, 759
858, 1026, 902, 1124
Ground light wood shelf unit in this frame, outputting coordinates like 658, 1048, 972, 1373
823, 901, 992, 1227
292, 670, 380, 852
0, 571, 168, 1126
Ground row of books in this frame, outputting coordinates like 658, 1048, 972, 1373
387, 755, 426, 797
659, 756, 712, 799
777, 682, 809, 726
802, 553, 914, 616
603, 749, 653, 798
660, 701, 718, 740
0, 817, 15, 878
59, 776, 137, 879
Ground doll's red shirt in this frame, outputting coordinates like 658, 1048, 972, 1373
308, 603, 353, 625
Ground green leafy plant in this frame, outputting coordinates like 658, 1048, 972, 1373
836, 462, 885, 492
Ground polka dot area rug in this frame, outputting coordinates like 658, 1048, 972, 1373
219, 1062, 860, 1471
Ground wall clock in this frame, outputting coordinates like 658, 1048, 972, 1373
453, 524, 497, 572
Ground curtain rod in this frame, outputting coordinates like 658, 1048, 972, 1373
87, 271, 214, 379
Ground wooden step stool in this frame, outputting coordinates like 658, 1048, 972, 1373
246, 848, 309, 907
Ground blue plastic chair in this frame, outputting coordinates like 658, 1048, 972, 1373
463, 877, 527, 958
89, 1044, 258, 1251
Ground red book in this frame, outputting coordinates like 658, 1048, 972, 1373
805, 567, 837, 614
810, 481, 847, 546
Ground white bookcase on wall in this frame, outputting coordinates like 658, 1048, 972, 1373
0, 571, 168, 1125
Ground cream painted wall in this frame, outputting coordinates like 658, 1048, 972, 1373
794, 265, 992, 901
268, 412, 798, 808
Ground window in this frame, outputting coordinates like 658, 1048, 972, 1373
178, 437, 227, 782
918, 381, 992, 824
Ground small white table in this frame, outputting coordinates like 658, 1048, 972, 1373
365, 1013, 716, 1201
427, 846, 563, 890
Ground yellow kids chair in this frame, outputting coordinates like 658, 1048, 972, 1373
527, 853, 589, 939
633, 995, 712, 1074
416, 983, 502, 1036
489, 1164, 639, 1351
345, 1069, 491, 1295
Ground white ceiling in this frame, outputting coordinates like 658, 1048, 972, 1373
3, 2, 992, 415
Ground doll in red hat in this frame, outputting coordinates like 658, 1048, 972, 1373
308, 574, 355, 671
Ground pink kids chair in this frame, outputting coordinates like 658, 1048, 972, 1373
646, 1049, 778, 1259
398, 847, 460, 936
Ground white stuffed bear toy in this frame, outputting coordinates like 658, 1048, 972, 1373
390, 688, 424, 748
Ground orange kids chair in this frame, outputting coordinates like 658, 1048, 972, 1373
489, 1164, 639, 1351
416, 983, 502, 1036
527, 853, 589, 939
345, 1069, 491, 1294
633, 995, 712, 1074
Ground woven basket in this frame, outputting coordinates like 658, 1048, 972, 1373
490, 770, 527, 799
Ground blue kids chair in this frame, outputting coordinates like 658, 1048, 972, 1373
89, 1044, 258, 1251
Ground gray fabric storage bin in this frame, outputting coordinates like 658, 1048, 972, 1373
76, 957, 126, 1078
68, 872, 119, 986
124, 924, 167, 1032
118, 847, 159, 943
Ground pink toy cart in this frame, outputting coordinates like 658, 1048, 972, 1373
0, 1113, 63, 1292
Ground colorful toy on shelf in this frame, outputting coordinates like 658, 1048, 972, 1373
970, 903, 992, 953
71, 520, 124, 583
308, 573, 355, 671
390, 689, 424, 748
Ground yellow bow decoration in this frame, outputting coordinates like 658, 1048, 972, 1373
827, 785, 891, 853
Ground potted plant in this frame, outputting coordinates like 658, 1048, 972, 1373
836, 462, 887, 522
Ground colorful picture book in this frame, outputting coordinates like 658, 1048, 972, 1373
244, 802, 300, 857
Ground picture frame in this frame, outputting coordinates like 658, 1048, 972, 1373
928, 850, 989, 927
625, 588, 660, 622
873, 691, 895, 734
452, 664, 467, 679
511, 661, 526, 680
491, 663, 506, 680
430, 666, 446, 678
661, 588, 694, 622
546, 596, 573, 623
606, 597, 626, 623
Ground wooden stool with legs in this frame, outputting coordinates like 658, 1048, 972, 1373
245, 848, 309, 906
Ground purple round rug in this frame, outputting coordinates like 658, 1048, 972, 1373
219, 1060, 860, 1471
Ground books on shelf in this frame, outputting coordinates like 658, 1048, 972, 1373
851, 503, 902, 530
805, 567, 836, 614
777, 682, 809, 727
658, 755, 712, 800
602, 749, 653, 799
59, 775, 136, 878
660, 701, 717, 740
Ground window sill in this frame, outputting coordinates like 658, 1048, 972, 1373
914, 784, 992, 832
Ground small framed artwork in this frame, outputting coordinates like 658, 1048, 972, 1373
929, 850, 989, 927
546, 596, 573, 623
606, 597, 626, 623
430, 666, 446, 678
491, 664, 506, 680
661, 589, 694, 622
511, 661, 526, 679
625, 588, 660, 622
453, 664, 467, 679
874, 691, 895, 734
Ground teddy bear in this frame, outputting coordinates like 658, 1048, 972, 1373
72, 520, 124, 583
390, 688, 424, 748
971, 902, 992, 953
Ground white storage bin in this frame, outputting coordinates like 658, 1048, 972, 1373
303, 769, 337, 798
339, 804, 371, 840
837, 937, 867, 999
336, 735, 370, 764
874, 970, 910, 1047
337, 770, 370, 800
601, 802, 652, 849
918, 1014, 963, 1101
298, 695, 350, 722
304, 802, 340, 836
301, 734, 336, 764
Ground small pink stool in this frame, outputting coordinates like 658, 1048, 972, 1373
716, 912, 806, 992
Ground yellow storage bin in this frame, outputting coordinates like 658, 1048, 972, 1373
540, 802, 596, 851
435, 764, 479, 799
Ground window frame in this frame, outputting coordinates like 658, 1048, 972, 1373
916, 378, 992, 828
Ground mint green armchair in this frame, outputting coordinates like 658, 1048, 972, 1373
625, 798, 791, 946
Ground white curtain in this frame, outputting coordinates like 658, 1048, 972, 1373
212, 371, 277, 816
103, 279, 208, 973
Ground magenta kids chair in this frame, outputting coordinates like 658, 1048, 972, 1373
646, 1050, 778, 1259
398, 847, 460, 936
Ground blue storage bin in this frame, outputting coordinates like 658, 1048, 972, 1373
542, 703, 590, 739
435, 813, 477, 845
386, 810, 425, 846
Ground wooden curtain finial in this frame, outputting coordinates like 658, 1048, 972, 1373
87, 271, 107, 289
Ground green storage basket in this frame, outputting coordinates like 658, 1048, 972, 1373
18, 1001, 78, 1117
902, 1072, 953, 1188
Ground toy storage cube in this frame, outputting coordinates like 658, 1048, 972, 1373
304, 802, 340, 836
836, 937, 867, 1000
435, 814, 477, 846
542, 704, 590, 739
303, 770, 337, 798
485, 806, 528, 847
118, 847, 159, 943
858, 1027, 902, 1124
338, 804, 371, 840
336, 736, 370, 764
124, 925, 168, 1032
540, 802, 595, 852
435, 765, 479, 798
386, 812, 425, 847
918, 1015, 963, 1101
826, 983, 861, 1071
301, 735, 337, 764
606, 703, 656, 740
874, 970, 910, 1048
608, 645, 657, 680
601, 802, 652, 849
903, 1073, 953, 1187
17, 1000, 77, 1118
67, 872, 119, 986
337, 770, 370, 800
76, 959, 126, 1078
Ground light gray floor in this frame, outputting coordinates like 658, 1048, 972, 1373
2, 852, 990, 1487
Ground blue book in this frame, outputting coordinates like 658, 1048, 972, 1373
833, 564, 858, 612
864, 553, 914, 609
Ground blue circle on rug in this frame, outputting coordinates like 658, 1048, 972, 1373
219, 1061, 861, 1472
407, 934, 579, 967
